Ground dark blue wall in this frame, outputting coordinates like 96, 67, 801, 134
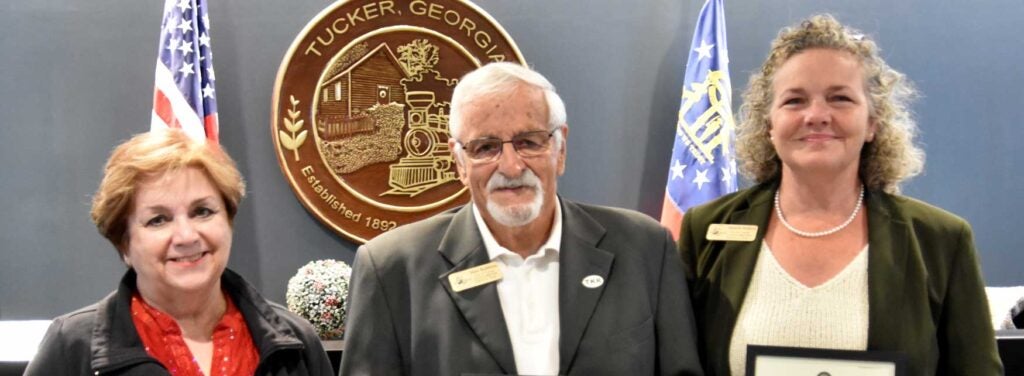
2, 0, 1021, 319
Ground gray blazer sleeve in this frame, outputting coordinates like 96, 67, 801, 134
339, 245, 404, 376
654, 229, 704, 376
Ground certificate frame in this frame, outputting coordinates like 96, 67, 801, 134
746, 345, 907, 376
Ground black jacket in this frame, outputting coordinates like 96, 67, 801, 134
24, 268, 334, 375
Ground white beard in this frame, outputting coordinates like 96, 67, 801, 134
485, 169, 545, 227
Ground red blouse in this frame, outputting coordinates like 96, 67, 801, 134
131, 292, 260, 376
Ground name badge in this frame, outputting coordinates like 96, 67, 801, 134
706, 224, 758, 242
448, 262, 503, 292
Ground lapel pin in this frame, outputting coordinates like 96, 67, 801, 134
582, 275, 604, 289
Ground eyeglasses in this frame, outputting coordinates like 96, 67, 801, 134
456, 127, 561, 163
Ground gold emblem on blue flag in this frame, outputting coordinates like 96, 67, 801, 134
678, 70, 734, 165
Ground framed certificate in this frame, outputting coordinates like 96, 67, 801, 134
746, 345, 907, 376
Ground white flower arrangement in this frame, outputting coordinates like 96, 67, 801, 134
286, 259, 352, 339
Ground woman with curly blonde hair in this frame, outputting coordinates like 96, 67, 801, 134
679, 14, 1001, 375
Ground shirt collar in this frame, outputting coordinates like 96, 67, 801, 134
472, 197, 563, 261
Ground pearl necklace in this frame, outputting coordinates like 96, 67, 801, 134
774, 185, 865, 238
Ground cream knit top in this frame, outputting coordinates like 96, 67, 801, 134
728, 242, 870, 376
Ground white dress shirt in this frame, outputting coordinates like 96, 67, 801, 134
473, 199, 562, 376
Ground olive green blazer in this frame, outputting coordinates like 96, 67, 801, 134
678, 181, 1002, 375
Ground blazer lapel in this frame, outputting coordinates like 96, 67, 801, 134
705, 188, 772, 372
865, 191, 911, 349
438, 206, 517, 374
717, 195, 771, 312
557, 201, 614, 374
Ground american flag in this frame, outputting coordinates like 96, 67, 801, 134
660, 0, 737, 240
151, 0, 219, 143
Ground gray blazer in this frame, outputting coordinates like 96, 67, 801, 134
339, 199, 703, 376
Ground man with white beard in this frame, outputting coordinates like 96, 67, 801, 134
339, 62, 703, 376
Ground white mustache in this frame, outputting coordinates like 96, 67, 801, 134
486, 170, 541, 192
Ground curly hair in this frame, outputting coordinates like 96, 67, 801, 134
735, 14, 924, 193
91, 129, 246, 256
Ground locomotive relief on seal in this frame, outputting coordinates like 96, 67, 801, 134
272, 0, 525, 243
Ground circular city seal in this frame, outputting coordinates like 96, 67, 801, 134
272, 0, 525, 243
